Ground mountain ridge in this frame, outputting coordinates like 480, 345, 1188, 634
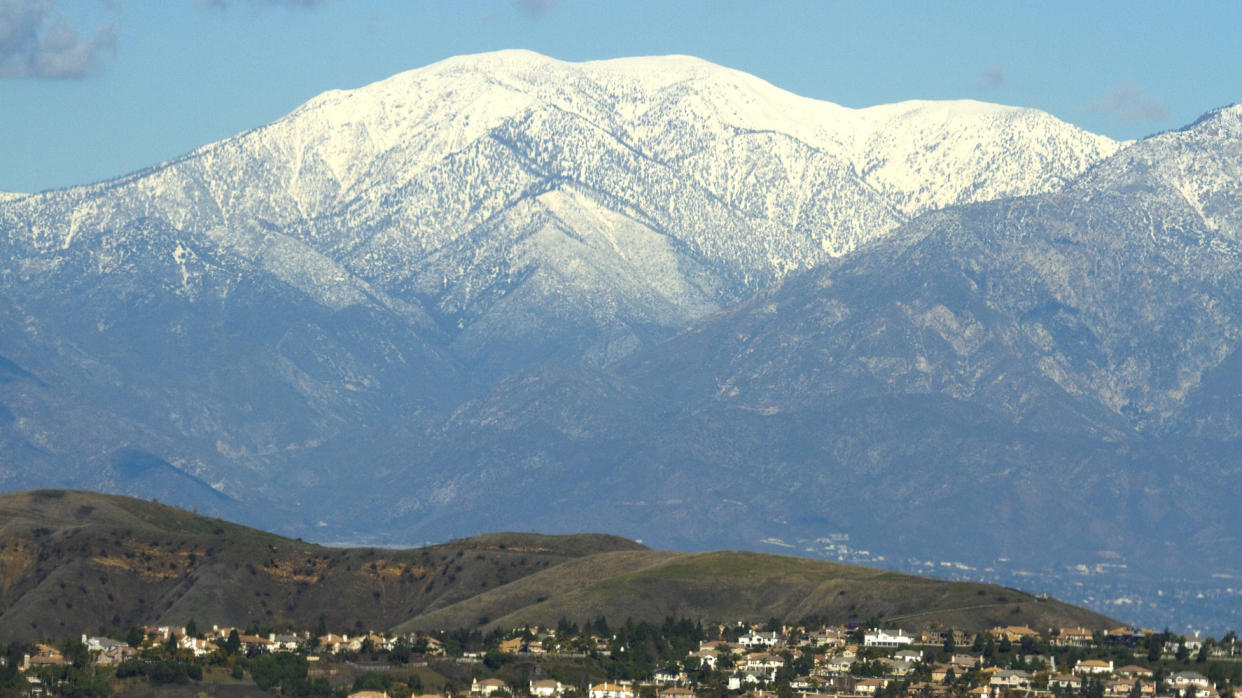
2, 52, 1237, 631
0, 489, 1117, 644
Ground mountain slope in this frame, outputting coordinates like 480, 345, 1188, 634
1, 51, 1118, 371
397, 550, 1115, 635
0, 489, 643, 643
0, 51, 1120, 519
0, 490, 1114, 644
360, 106, 1242, 631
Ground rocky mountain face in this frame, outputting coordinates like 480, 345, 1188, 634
3, 53, 1236, 628
342, 106, 1242, 631
0, 50, 1115, 508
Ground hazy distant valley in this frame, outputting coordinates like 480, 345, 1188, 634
2, 52, 1240, 633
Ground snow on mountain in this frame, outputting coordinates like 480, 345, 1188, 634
3, 51, 1120, 373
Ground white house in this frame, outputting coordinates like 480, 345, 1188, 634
530, 680, 564, 697
863, 629, 913, 648
1073, 659, 1114, 675
590, 684, 634, 698
472, 678, 507, 696
739, 631, 781, 649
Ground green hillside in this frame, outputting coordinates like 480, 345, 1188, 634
0, 489, 1116, 645
396, 549, 1116, 634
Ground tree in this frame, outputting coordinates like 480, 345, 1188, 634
223, 630, 241, 657
1148, 635, 1165, 663
61, 638, 90, 670
389, 637, 412, 664
185, 619, 199, 639
943, 633, 956, 655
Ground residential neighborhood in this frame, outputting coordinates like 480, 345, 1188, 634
4, 618, 1242, 698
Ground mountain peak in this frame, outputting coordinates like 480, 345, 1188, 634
1175, 102, 1242, 135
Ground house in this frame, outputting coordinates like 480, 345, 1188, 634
1074, 659, 1114, 675
319, 633, 351, 653
740, 631, 781, 649
727, 672, 766, 690
821, 654, 854, 674
988, 626, 1038, 643
82, 636, 127, 653
863, 628, 913, 648
988, 670, 1032, 690
1049, 674, 1082, 691
1104, 679, 1155, 697
1169, 671, 1211, 690
687, 649, 718, 669
743, 652, 784, 673
363, 633, 392, 651
789, 676, 819, 691
24, 645, 67, 669
1103, 628, 1146, 649
271, 633, 302, 651
700, 641, 743, 655
653, 668, 683, 685
472, 679, 507, 696
94, 644, 136, 667
500, 638, 525, 654
240, 634, 274, 653
530, 680, 564, 697
659, 688, 695, 698
855, 678, 887, 696
921, 628, 968, 647
81, 636, 132, 666
881, 659, 915, 677
1053, 627, 1095, 647
893, 649, 923, 663
589, 683, 634, 698
349, 692, 389, 698
178, 636, 218, 657
950, 654, 982, 672
807, 628, 847, 649
1116, 665, 1153, 679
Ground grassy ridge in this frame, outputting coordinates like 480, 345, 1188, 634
397, 549, 1116, 634
0, 490, 1116, 644
0, 490, 632, 643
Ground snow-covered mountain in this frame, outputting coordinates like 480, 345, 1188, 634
3, 50, 1118, 370
27, 50, 1242, 625
359, 103, 1242, 632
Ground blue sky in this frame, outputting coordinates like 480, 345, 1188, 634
2, 0, 1239, 193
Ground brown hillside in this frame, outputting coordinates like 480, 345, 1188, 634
0, 490, 633, 643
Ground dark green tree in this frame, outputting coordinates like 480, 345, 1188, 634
223, 629, 241, 656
